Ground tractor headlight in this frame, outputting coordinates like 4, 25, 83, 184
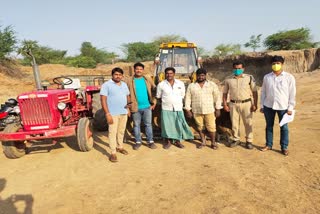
57, 102, 66, 110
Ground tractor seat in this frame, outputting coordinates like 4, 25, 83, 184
64, 78, 81, 89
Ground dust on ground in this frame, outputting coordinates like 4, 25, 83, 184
0, 66, 320, 214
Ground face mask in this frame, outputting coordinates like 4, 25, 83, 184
233, 69, 243, 76
272, 64, 282, 72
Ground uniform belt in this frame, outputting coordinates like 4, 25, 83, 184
230, 98, 251, 103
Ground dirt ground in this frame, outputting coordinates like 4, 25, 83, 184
0, 66, 320, 214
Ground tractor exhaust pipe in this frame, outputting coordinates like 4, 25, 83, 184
26, 50, 42, 90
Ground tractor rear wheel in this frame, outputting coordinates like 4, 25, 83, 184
92, 93, 101, 114
92, 93, 108, 131
1, 123, 26, 159
92, 109, 108, 131
77, 117, 94, 152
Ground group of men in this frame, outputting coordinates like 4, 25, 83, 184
100, 55, 296, 162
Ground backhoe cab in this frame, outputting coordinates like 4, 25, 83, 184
154, 42, 202, 84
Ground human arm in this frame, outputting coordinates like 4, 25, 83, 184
125, 95, 132, 117
149, 78, 157, 110
260, 76, 266, 113
251, 91, 258, 112
222, 80, 230, 112
213, 83, 222, 117
250, 75, 258, 112
101, 95, 113, 124
223, 93, 230, 112
287, 75, 296, 115
184, 84, 193, 118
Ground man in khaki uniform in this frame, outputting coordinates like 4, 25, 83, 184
223, 61, 258, 149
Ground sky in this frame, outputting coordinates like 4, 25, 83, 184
1, 0, 319, 57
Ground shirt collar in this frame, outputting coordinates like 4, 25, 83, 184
110, 79, 122, 84
271, 71, 286, 77
165, 79, 178, 85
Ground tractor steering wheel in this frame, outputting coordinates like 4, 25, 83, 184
53, 77, 73, 89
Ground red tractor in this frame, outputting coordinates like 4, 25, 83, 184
0, 51, 107, 158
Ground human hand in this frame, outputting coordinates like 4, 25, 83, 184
124, 102, 132, 109
185, 110, 193, 118
215, 109, 221, 118
260, 108, 264, 113
127, 111, 131, 117
287, 110, 292, 115
223, 105, 230, 112
150, 104, 156, 110
106, 114, 113, 124
251, 105, 257, 112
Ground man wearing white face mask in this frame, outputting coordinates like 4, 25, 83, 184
223, 61, 258, 149
260, 55, 296, 156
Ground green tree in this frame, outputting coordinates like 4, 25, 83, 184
197, 47, 211, 59
122, 42, 158, 62
65, 56, 96, 68
80, 41, 118, 64
19, 40, 67, 65
0, 25, 17, 60
213, 43, 242, 56
264, 27, 318, 50
244, 34, 262, 52
122, 34, 188, 62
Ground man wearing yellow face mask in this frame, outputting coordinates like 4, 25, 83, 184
223, 61, 258, 149
260, 55, 296, 156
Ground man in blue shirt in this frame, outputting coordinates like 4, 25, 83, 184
100, 67, 131, 162
126, 62, 157, 150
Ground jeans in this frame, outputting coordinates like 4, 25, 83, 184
263, 106, 289, 150
132, 108, 153, 143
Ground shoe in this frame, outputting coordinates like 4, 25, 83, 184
246, 142, 254, 150
163, 141, 171, 149
116, 148, 129, 155
109, 154, 118, 162
282, 149, 289, 156
211, 142, 218, 150
133, 143, 142, 150
148, 143, 157, 149
175, 141, 185, 149
260, 146, 272, 152
197, 142, 206, 149
229, 140, 240, 148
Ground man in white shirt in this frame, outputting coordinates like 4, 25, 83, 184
156, 67, 194, 149
260, 55, 296, 156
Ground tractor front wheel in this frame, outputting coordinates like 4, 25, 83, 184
77, 118, 94, 152
1, 124, 26, 159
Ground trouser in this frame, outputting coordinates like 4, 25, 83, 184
229, 101, 253, 142
132, 107, 154, 143
108, 114, 128, 154
263, 106, 289, 150
193, 113, 216, 133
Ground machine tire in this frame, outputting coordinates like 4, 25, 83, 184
77, 117, 94, 152
92, 109, 108, 131
92, 93, 101, 115
1, 123, 26, 159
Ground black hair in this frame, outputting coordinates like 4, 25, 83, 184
134, 62, 144, 69
164, 67, 176, 74
112, 67, 124, 75
271, 55, 285, 63
232, 61, 245, 68
196, 68, 207, 75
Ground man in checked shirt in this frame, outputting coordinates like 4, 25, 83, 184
185, 68, 222, 149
